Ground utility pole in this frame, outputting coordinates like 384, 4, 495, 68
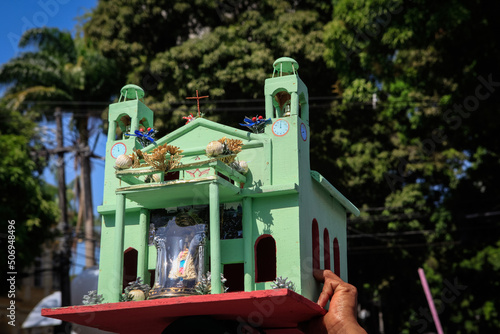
79, 113, 96, 268
34, 109, 98, 324
54, 108, 72, 334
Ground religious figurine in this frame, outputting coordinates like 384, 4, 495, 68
149, 211, 207, 298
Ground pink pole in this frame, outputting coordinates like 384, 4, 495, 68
418, 268, 444, 334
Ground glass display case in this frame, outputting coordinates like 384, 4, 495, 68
148, 203, 242, 298
149, 207, 208, 298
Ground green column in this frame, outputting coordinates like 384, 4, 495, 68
301, 99, 309, 123
107, 120, 116, 139
113, 193, 126, 302
137, 208, 149, 284
291, 91, 299, 116
242, 197, 254, 291
209, 182, 221, 294
265, 94, 274, 119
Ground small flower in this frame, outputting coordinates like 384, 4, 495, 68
194, 271, 229, 294
82, 290, 104, 305
240, 115, 270, 133
124, 127, 157, 148
182, 113, 196, 124
124, 277, 151, 301
271, 276, 296, 291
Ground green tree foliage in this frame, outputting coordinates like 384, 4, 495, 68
0, 105, 59, 290
324, 0, 500, 332
84, 0, 335, 132
83, 0, 221, 77
0, 27, 118, 111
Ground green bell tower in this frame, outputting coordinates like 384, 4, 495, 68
264, 57, 310, 185
264, 57, 309, 122
103, 84, 154, 207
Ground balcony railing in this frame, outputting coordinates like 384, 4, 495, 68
115, 156, 247, 190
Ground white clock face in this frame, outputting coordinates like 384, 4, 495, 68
300, 123, 307, 141
272, 119, 289, 137
111, 142, 126, 158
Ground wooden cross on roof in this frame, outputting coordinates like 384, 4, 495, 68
186, 90, 209, 117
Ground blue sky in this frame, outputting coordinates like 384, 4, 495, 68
1, 0, 97, 65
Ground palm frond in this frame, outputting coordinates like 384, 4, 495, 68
3, 86, 72, 110
64, 56, 85, 91
19, 27, 76, 62
0, 53, 65, 90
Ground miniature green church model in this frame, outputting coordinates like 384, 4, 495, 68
97, 57, 359, 303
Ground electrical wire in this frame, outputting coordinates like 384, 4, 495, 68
15, 95, 444, 111
347, 229, 434, 239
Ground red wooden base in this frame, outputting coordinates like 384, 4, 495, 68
42, 289, 325, 333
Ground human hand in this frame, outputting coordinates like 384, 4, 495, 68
306, 269, 367, 334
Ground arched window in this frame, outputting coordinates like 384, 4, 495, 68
114, 114, 131, 140
255, 235, 276, 282
312, 219, 320, 270
333, 238, 340, 277
273, 90, 292, 117
323, 229, 331, 270
123, 247, 138, 290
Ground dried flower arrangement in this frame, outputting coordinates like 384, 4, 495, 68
205, 137, 243, 164
228, 160, 249, 174
132, 144, 183, 172
219, 137, 243, 155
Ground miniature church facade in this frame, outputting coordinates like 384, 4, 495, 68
96, 57, 359, 303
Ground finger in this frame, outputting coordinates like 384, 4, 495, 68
314, 270, 343, 308
313, 268, 341, 282
313, 268, 326, 283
